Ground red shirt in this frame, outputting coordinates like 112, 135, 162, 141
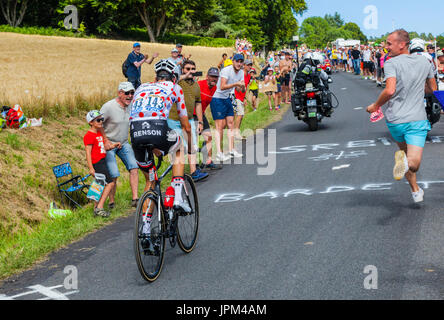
234, 73, 252, 102
196, 80, 217, 115
83, 131, 106, 164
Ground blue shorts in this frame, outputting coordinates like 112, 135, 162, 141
105, 141, 139, 179
210, 97, 234, 120
386, 120, 431, 148
276, 84, 282, 93
167, 119, 198, 152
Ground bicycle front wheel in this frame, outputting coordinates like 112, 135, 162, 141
134, 191, 166, 282
177, 174, 199, 253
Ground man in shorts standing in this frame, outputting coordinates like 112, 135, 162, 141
100, 82, 140, 208
367, 29, 437, 203
210, 53, 245, 161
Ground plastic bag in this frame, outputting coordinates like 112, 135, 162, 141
86, 173, 107, 202
48, 202, 73, 218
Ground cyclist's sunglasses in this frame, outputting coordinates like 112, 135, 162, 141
124, 91, 135, 95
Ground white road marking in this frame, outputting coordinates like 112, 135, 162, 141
332, 164, 351, 171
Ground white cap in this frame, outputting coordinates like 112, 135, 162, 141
86, 110, 104, 123
171, 48, 179, 53
118, 82, 135, 92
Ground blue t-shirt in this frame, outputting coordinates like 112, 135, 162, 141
126, 51, 145, 79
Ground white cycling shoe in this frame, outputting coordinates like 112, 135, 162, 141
174, 199, 192, 213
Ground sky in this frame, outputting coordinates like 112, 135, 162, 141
295, 0, 444, 38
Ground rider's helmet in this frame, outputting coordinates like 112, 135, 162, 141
311, 52, 325, 66
303, 52, 313, 61
154, 59, 178, 81
409, 38, 425, 53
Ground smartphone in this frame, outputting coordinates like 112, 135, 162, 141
192, 72, 203, 77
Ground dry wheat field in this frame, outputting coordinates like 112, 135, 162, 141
0, 32, 232, 116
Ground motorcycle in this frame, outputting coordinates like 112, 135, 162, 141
425, 93, 441, 127
291, 79, 335, 131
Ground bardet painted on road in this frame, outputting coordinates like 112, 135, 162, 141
270, 137, 444, 155
215, 181, 444, 203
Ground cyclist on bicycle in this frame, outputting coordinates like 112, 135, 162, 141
130, 59, 193, 214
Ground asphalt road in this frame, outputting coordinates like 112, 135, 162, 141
3, 71, 444, 300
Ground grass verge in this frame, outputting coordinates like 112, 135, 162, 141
0, 93, 289, 281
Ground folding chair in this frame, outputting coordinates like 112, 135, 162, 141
52, 162, 91, 208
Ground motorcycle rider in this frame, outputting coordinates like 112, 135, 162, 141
409, 38, 440, 126
292, 52, 333, 116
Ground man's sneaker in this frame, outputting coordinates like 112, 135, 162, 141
393, 150, 409, 181
216, 152, 231, 162
203, 161, 223, 171
412, 188, 424, 203
229, 150, 243, 158
174, 199, 192, 213
191, 168, 209, 182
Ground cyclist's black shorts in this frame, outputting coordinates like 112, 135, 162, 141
130, 119, 180, 172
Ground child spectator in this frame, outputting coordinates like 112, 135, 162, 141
83, 110, 119, 217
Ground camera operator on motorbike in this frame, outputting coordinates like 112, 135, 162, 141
292, 53, 332, 110
409, 38, 441, 126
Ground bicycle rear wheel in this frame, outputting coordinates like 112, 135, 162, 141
134, 191, 165, 282
177, 174, 199, 253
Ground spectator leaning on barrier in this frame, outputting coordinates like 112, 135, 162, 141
167, 60, 209, 182
126, 42, 159, 90
100, 82, 140, 208
197, 67, 223, 171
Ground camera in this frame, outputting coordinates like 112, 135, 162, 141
192, 72, 203, 77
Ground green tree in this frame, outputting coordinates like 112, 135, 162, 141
300, 17, 330, 48
342, 22, 367, 43
324, 12, 344, 29
437, 35, 444, 48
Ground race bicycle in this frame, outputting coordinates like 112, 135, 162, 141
133, 145, 199, 282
